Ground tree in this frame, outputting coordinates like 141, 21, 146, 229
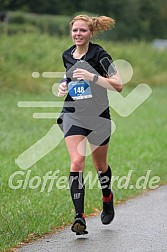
1, 0, 167, 40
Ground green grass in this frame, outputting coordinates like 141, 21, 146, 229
0, 33, 167, 94
0, 33, 167, 250
0, 86, 167, 251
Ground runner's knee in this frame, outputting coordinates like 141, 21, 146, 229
70, 157, 85, 172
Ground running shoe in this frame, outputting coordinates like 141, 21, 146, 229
71, 213, 88, 235
101, 196, 115, 225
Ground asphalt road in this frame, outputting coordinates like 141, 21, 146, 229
17, 185, 167, 252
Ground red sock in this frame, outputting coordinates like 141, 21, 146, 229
103, 193, 112, 203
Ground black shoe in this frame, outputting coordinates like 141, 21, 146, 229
71, 213, 88, 235
101, 196, 115, 225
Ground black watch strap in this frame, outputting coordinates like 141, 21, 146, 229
93, 74, 99, 83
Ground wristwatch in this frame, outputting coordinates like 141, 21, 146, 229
93, 74, 99, 83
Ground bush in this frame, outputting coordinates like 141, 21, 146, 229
2, 11, 71, 36
1, 23, 40, 35
8, 11, 27, 24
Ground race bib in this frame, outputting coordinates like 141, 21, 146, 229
68, 80, 92, 100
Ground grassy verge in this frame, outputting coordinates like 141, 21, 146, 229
0, 33, 167, 250
0, 85, 167, 251
0, 33, 167, 94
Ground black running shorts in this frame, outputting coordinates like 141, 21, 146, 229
57, 111, 111, 146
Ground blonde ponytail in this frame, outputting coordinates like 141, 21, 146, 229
91, 16, 115, 32
70, 15, 115, 33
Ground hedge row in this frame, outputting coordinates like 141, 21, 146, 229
0, 11, 71, 36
